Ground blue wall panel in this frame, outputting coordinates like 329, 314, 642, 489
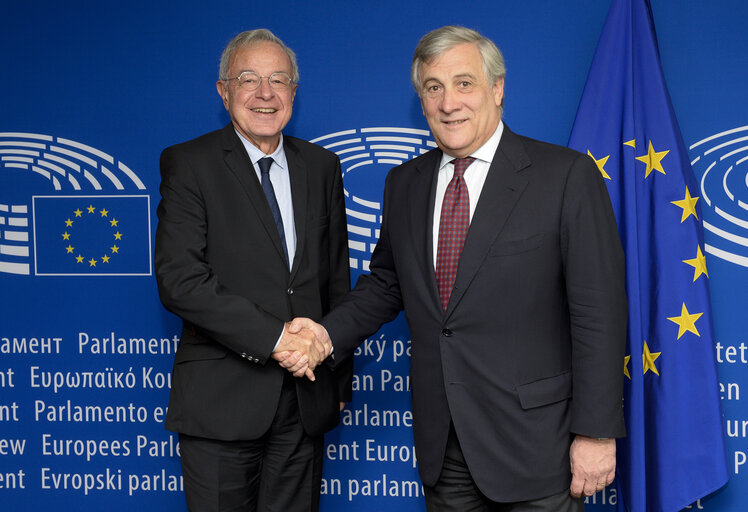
1, 1, 746, 510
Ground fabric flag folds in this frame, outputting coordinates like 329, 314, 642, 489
568, 0, 729, 510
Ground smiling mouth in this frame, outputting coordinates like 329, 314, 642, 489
252, 108, 277, 113
443, 119, 467, 125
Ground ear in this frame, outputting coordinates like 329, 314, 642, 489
291, 83, 298, 102
493, 77, 505, 108
216, 80, 230, 110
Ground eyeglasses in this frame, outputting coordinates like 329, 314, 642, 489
224, 71, 295, 91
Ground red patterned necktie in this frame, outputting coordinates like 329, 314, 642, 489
435, 157, 475, 311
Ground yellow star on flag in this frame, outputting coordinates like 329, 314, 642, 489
74, 209, 83, 217
100, 208, 109, 217
624, 139, 636, 148
102, 255, 111, 263
587, 150, 611, 180
66, 245, 74, 254
667, 303, 703, 339
110, 218, 119, 227
65, 218, 74, 227
62, 231, 71, 240
111, 245, 119, 253
642, 341, 661, 376
76, 255, 84, 263
671, 187, 699, 222
87, 205, 96, 214
636, 140, 669, 178
624, 355, 631, 379
683, 246, 709, 281
114, 232, 122, 240
89, 258, 97, 267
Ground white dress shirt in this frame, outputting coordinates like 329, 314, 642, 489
432, 121, 504, 268
235, 131, 297, 350
236, 131, 297, 270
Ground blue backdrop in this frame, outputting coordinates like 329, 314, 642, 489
1, 1, 746, 510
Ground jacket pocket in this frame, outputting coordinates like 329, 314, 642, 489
489, 233, 542, 256
516, 370, 572, 410
174, 341, 228, 364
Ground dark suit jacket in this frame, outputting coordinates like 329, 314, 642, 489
323, 125, 627, 502
155, 123, 352, 441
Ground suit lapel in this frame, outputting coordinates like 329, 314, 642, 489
284, 138, 307, 280
408, 150, 443, 309
220, 125, 290, 267
445, 127, 531, 317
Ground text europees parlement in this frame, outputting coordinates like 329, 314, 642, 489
40, 433, 179, 460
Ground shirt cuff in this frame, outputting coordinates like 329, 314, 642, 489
272, 326, 284, 352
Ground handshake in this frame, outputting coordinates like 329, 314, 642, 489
271, 318, 331, 381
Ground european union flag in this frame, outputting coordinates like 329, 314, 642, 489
32, 195, 152, 276
568, 0, 728, 510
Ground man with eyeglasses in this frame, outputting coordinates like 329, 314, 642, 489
155, 28, 352, 511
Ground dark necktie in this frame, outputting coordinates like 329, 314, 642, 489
258, 157, 289, 264
435, 157, 475, 311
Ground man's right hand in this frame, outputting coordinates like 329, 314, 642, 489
271, 319, 331, 381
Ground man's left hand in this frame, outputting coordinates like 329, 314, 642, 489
569, 436, 616, 498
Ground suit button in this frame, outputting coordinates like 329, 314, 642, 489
442, 329, 453, 337
287, 288, 294, 295
241, 353, 247, 358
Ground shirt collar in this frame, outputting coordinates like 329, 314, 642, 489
438, 120, 504, 171
234, 130, 289, 171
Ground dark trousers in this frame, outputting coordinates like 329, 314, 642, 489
179, 375, 323, 512
424, 426, 584, 512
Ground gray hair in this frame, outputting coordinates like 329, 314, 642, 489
218, 29, 299, 83
411, 26, 506, 94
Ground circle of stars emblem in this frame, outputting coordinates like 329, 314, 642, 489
61, 204, 123, 267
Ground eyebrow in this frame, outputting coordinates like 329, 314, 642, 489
237, 69, 291, 75
422, 72, 478, 83
452, 73, 478, 81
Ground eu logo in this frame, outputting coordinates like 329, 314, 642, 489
33, 195, 151, 276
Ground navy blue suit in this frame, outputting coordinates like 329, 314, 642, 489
324, 125, 626, 502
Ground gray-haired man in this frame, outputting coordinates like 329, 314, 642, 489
156, 28, 352, 511
284, 25, 627, 511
